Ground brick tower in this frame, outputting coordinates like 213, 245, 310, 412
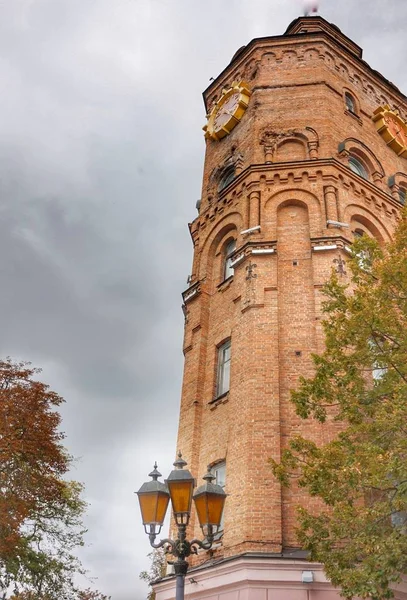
155, 16, 407, 600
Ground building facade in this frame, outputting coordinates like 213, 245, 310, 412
155, 16, 407, 600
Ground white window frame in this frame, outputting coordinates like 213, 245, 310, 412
216, 339, 231, 397
211, 461, 226, 538
224, 239, 236, 281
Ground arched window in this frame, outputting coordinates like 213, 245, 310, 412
349, 156, 368, 180
219, 166, 235, 192
223, 239, 236, 280
352, 228, 371, 270
345, 92, 356, 114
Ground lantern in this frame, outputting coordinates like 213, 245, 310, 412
137, 463, 170, 536
165, 453, 195, 526
193, 467, 226, 539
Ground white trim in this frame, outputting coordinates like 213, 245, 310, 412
344, 245, 353, 254
313, 244, 338, 251
327, 219, 349, 228
153, 556, 341, 600
240, 225, 261, 235
183, 288, 198, 302
251, 248, 275, 255
229, 253, 245, 267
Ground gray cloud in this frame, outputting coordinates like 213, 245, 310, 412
0, 0, 405, 598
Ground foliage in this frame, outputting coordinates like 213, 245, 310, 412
77, 590, 111, 600
8, 591, 110, 600
139, 549, 167, 600
271, 214, 407, 599
0, 359, 105, 600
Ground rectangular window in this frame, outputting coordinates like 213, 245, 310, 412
369, 338, 387, 381
224, 240, 236, 281
211, 461, 226, 537
212, 462, 226, 489
216, 340, 231, 397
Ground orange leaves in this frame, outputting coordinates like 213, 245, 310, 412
0, 358, 71, 566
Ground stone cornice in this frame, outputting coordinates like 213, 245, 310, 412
203, 32, 406, 113
182, 281, 201, 304
191, 158, 402, 236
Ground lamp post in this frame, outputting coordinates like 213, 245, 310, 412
137, 452, 226, 600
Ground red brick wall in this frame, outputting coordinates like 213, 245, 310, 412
175, 17, 407, 561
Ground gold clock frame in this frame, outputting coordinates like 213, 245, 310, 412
204, 81, 252, 141
372, 104, 407, 158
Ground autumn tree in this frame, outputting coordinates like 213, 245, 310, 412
0, 359, 103, 600
271, 214, 407, 599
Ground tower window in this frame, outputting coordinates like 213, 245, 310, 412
349, 156, 368, 180
224, 239, 236, 280
212, 461, 226, 488
353, 228, 371, 269
369, 338, 387, 381
399, 188, 406, 205
211, 461, 226, 538
219, 166, 236, 192
345, 92, 356, 114
216, 340, 231, 397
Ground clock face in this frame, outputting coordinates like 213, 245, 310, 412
213, 93, 240, 132
384, 114, 407, 148
204, 82, 252, 141
372, 105, 407, 158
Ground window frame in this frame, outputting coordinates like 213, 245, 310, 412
352, 228, 371, 270
349, 156, 369, 180
218, 166, 236, 192
223, 239, 236, 281
211, 461, 226, 538
345, 92, 356, 114
216, 339, 231, 398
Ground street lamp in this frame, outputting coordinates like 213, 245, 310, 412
137, 452, 226, 600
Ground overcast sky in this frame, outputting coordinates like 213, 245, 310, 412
0, 1, 406, 598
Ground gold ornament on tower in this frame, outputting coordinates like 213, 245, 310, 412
372, 105, 407, 158
204, 81, 252, 141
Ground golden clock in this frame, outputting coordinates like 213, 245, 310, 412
204, 81, 252, 141
372, 105, 407, 158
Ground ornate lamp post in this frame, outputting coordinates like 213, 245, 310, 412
137, 452, 226, 600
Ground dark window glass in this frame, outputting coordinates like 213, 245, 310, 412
399, 188, 406, 205
219, 167, 235, 191
345, 92, 356, 113
349, 157, 368, 180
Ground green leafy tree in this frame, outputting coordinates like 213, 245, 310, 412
139, 549, 167, 600
0, 359, 107, 600
271, 214, 407, 599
